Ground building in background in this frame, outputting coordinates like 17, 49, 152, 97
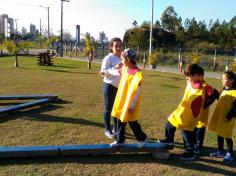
99, 31, 108, 43
30, 23, 36, 34
21, 27, 27, 35
0, 14, 14, 39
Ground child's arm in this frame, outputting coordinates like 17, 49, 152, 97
203, 88, 220, 109
226, 100, 236, 121
129, 85, 141, 113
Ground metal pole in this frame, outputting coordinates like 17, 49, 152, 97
14, 19, 19, 67
39, 5, 50, 39
47, 7, 50, 39
149, 0, 154, 65
40, 19, 42, 47
61, 0, 63, 57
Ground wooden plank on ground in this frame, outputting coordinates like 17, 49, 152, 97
0, 94, 58, 100
0, 146, 60, 158
61, 144, 118, 156
0, 143, 172, 158
118, 142, 172, 153
0, 99, 51, 115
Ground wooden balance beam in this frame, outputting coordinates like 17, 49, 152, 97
0, 143, 172, 159
0, 98, 51, 115
0, 94, 58, 100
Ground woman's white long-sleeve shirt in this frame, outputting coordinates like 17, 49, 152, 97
100, 53, 121, 88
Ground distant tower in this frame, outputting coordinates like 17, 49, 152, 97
99, 31, 106, 43
21, 27, 27, 35
76, 25, 80, 45
30, 23, 36, 34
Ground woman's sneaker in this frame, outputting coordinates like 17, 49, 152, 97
105, 130, 115, 139
223, 152, 234, 164
210, 150, 225, 158
137, 137, 148, 148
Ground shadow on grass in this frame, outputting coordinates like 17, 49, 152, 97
0, 104, 104, 129
0, 153, 235, 175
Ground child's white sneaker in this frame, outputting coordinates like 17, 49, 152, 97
105, 130, 115, 139
110, 141, 124, 147
137, 137, 148, 148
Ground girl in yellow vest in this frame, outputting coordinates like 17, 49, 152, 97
110, 48, 148, 148
208, 71, 236, 164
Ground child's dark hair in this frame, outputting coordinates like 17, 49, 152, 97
184, 63, 204, 76
224, 71, 236, 88
109, 37, 122, 52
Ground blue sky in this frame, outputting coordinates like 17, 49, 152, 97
0, 0, 235, 40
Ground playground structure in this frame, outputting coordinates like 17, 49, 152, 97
0, 94, 58, 115
0, 94, 172, 160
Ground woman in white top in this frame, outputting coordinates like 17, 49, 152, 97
100, 37, 123, 138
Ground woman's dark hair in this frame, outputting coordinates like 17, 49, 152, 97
224, 71, 236, 88
109, 37, 122, 52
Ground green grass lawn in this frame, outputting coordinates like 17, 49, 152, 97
0, 56, 235, 176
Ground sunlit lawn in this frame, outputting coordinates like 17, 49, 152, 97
0, 56, 235, 176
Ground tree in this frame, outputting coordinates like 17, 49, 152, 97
161, 6, 182, 33
0, 34, 5, 54
3, 40, 19, 67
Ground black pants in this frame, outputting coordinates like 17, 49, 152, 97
116, 119, 147, 143
217, 135, 233, 154
103, 83, 118, 132
164, 121, 176, 143
182, 127, 206, 153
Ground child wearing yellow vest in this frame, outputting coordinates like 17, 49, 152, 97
208, 71, 236, 164
110, 48, 148, 148
181, 65, 219, 160
158, 64, 217, 160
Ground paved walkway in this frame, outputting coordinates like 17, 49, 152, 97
65, 56, 222, 80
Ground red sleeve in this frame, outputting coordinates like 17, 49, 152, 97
205, 85, 213, 97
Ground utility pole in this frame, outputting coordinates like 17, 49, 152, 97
61, 0, 70, 57
149, 0, 154, 65
39, 5, 50, 39
40, 19, 42, 48
14, 19, 19, 67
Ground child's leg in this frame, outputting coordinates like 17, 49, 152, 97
113, 117, 119, 133
128, 120, 147, 141
164, 121, 176, 143
217, 135, 224, 152
223, 138, 234, 164
116, 120, 127, 144
182, 130, 194, 153
210, 135, 225, 157
225, 138, 233, 155
194, 127, 206, 154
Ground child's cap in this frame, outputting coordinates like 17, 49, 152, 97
122, 48, 137, 62
184, 63, 204, 76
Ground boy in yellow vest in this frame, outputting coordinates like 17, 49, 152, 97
158, 64, 218, 160
110, 48, 148, 148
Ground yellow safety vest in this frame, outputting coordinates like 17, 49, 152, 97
208, 89, 236, 138
168, 81, 207, 131
111, 66, 142, 122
